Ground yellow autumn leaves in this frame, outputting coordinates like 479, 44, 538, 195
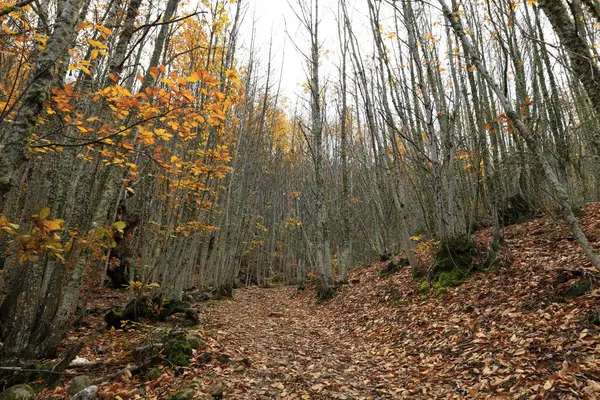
0, 208, 128, 265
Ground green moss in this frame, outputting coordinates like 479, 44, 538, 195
431, 236, 475, 278
412, 266, 424, 282
437, 269, 464, 287
165, 337, 193, 367
418, 280, 430, 297
564, 279, 592, 298
462, 305, 474, 314
432, 269, 465, 296
146, 367, 163, 381
588, 310, 600, 326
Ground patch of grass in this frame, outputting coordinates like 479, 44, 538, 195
146, 367, 163, 381
412, 266, 424, 282
418, 280, 430, 298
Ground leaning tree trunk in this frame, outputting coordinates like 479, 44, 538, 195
0, 0, 85, 358
0, 0, 85, 206
438, 0, 600, 270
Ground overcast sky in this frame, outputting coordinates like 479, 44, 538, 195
236, 0, 369, 104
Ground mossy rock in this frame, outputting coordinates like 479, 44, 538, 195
431, 236, 475, 278
436, 269, 464, 287
432, 268, 465, 296
164, 336, 193, 367
0, 384, 35, 400
316, 285, 336, 302
68, 376, 92, 396
185, 334, 206, 350
563, 279, 592, 298
380, 261, 399, 278
426, 235, 475, 295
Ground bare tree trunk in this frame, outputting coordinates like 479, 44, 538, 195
438, 0, 600, 270
0, 0, 85, 204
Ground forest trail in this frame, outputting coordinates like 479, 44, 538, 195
206, 286, 394, 400
202, 206, 600, 400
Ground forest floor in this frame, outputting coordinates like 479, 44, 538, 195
39, 204, 600, 399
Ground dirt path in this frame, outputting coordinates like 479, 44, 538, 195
205, 286, 396, 400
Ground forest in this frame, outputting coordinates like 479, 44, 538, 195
0, 0, 599, 398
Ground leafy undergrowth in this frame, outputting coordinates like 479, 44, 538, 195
38, 204, 600, 399
37, 289, 229, 400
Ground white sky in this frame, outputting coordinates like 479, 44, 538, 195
237, 0, 369, 104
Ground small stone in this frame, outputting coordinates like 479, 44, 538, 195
69, 357, 93, 367
150, 327, 168, 341
185, 334, 206, 349
71, 385, 98, 400
208, 380, 224, 399
130, 388, 145, 399
184, 309, 199, 324
168, 388, 196, 400
68, 376, 92, 396
0, 384, 35, 400
96, 345, 109, 354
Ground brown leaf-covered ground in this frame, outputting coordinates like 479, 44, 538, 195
41, 204, 600, 399
205, 204, 600, 399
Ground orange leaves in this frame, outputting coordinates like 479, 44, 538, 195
149, 66, 160, 79
210, 105, 226, 121
39, 219, 63, 233
108, 72, 120, 83
87, 39, 108, 50
0, 208, 70, 264
225, 69, 239, 83
187, 70, 221, 86
138, 126, 155, 145
155, 128, 173, 141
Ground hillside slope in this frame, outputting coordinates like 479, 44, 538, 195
37, 205, 600, 399
207, 204, 600, 399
